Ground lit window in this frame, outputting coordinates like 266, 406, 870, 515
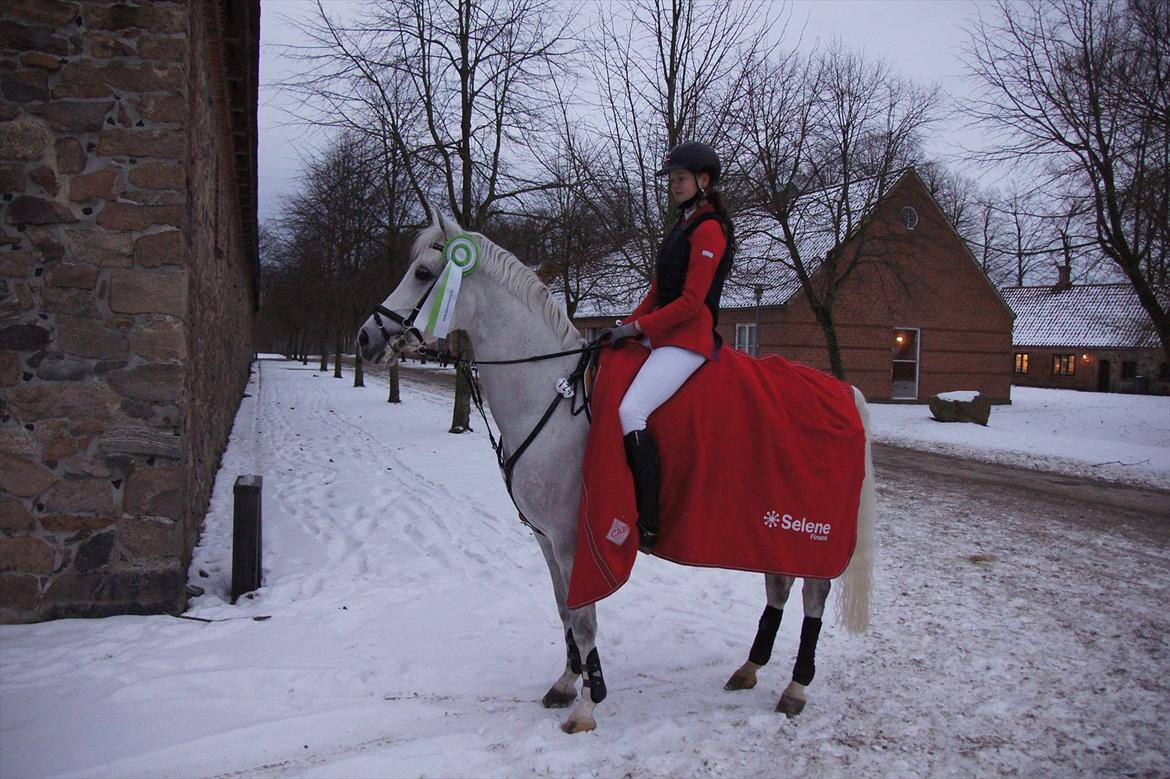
735, 323, 759, 357
1014, 353, 1029, 374
1053, 354, 1076, 376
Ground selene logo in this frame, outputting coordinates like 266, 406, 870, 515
764, 510, 831, 542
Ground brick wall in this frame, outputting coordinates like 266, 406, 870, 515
575, 172, 1015, 404
0, 0, 258, 622
1011, 346, 1169, 395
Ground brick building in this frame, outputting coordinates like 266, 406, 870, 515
1001, 278, 1169, 395
573, 169, 1014, 403
0, 0, 260, 622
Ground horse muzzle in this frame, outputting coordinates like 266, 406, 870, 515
357, 323, 389, 364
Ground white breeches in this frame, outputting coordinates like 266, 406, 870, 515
618, 342, 706, 434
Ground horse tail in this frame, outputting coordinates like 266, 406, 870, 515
836, 386, 875, 635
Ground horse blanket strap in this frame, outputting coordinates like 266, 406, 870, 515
566, 345, 867, 609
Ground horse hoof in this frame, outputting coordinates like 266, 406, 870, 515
561, 716, 597, 734
542, 687, 577, 709
723, 671, 757, 691
776, 693, 806, 717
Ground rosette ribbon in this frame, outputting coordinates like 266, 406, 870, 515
418, 233, 479, 339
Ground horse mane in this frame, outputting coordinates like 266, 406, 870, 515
413, 223, 584, 348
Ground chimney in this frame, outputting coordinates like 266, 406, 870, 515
1053, 264, 1072, 291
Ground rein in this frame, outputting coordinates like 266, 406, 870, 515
454, 341, 602, 534
370, 295, 606, 532
365, 239, 607, 533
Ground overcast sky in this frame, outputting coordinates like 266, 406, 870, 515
256, 0, 991, 223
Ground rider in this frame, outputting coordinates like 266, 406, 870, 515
601, 141, 736, 547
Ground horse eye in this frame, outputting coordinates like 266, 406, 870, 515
414, 266, 434, 282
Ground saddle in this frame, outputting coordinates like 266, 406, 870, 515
567, 344, 867, 609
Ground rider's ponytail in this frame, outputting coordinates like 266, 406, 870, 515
705, 187, 736, 271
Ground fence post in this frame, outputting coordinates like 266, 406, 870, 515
231, 475, 263, 603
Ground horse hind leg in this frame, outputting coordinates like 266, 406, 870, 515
725, 574, 794, 691
777, 578, 831, 717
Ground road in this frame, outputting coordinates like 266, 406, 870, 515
874, 443, 1170, 534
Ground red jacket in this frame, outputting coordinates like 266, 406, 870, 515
627, 204, 728, 359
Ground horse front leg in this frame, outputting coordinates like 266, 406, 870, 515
725, 574, 794, 692
534, 529, 605, 733
561, 599, 603, 733
534, 530, 581, 708
777, 578, 831, 717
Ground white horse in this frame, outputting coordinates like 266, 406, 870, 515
357, 211, 876, 733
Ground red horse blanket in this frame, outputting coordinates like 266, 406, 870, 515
566, 344, 867, 609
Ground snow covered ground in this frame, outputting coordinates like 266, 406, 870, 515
869, 386, 1169, 490
1, 357, 1168, 778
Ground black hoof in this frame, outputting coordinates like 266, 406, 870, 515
542, 687, 577, 709
637, 524, 659, 549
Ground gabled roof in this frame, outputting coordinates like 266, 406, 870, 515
569, 170, 910, 318
1000, 283, 1159, 348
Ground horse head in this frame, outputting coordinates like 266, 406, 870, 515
357, 208, 479, 364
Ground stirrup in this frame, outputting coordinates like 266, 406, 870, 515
637, 521, 660, 550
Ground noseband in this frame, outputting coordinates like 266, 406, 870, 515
369, 243, 444, 356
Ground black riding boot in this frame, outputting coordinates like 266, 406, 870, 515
623, 429, 661, 548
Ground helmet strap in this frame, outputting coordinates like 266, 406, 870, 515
677, 188, 704, 212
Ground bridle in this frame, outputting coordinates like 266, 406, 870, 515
365, 253, 608, 534
368, 242, 445, 358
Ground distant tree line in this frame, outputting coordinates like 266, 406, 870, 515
256, 0, 1168, 394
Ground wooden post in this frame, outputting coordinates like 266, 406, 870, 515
231, 475, 263, 603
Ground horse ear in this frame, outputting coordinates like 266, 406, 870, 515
437, 211, 455, 236
427, 204, 443, 232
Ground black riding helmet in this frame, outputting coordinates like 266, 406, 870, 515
656, 141, 721, 185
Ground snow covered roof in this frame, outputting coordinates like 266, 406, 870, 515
1000, 283, 1160, 348
568, 171, 908, 318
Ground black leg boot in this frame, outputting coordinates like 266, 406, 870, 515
623, 429, 661, 548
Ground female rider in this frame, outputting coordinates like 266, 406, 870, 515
601, 141, 735, 547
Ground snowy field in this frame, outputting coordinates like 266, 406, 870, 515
1, 357, 1168, 778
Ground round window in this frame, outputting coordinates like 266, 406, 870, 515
901, 206, 919, 230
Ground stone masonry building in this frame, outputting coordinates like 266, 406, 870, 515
0, 0, 260, 621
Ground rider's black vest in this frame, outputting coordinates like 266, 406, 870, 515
655, 212, 733, 326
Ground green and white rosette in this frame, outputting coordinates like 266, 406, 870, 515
419, 233, 479, 339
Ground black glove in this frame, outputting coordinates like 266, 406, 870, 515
601, 322, 640, 346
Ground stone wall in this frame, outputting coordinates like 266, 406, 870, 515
0, 0, 259, 622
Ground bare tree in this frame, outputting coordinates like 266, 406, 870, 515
964, 0, 1170, 360
584, 0, 777, 281
284, 0, 577, 432
731, 41, 940, 378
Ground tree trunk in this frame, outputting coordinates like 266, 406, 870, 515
354, 352, 364, 387
388, 362, 401, 403
333, 333, 343, 379
318, 336, 328, 371
815, 308, 847, 381
449, 330, 472, 433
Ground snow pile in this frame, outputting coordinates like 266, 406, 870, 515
869, 386, 1169, 489
1, 358, 1167, 778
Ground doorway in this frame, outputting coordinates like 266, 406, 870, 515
1097, 359, 1111, 392
891, 327, 920, 400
